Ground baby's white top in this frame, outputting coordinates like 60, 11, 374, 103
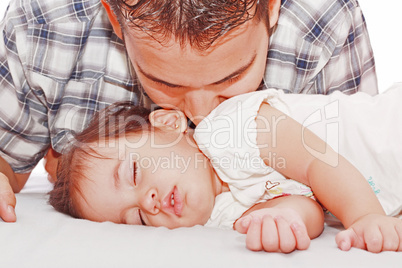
194, 85, 402, 229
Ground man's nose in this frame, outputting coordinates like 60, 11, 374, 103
185, 90, 227, 125
140, 188, 160, 215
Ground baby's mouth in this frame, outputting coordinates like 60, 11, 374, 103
163, 186, 183, 217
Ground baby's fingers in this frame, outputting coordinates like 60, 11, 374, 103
275, 216, 296, 253
261, 215, 279, 252
246, 216, 263, 251
397, 223, 402, 251
363, 226, 383, 253
291, 221, 311, 250
380, 222, 400, 251
335, 229, 365, 251
335, 229, 358, 251
234, 216, 252, 234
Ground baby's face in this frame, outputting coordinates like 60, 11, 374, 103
76, 129, 222, 229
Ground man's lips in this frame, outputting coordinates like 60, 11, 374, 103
162, 186, 183, 216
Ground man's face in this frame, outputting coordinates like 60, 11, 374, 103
123, 19, 269, 124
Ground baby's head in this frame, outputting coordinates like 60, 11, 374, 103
49, 102, 223, 228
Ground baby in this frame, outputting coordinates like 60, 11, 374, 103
49, 85, 402, 253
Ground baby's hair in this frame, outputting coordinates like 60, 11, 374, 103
48, 102, 152, 218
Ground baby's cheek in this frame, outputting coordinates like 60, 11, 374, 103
190, 194, 215, 225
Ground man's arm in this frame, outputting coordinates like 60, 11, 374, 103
234, 195, 324, 253
0, 2, 33, 222
0, 156, 30, 222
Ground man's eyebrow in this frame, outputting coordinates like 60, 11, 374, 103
113, 161, 121, 189
136, 64, 182, 88
212, 53, 257, 85
135, 53, 257, 88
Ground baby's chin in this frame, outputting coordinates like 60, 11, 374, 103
166, 206, 214, 229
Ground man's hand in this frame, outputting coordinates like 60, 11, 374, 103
0, 155, 30, 222
0, 172, 16, 222
234, 207, 311, 253
336, 214, 402, 252
43, 148, 60, 183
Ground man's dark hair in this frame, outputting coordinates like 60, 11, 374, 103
108, 0, 269, 50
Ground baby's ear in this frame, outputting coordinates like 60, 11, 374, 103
149, 109, 188, 133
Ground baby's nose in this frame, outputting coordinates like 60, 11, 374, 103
140, 188, 160, 215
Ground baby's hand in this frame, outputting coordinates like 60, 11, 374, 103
336, 214, 402, 252
234, 207, 310, 253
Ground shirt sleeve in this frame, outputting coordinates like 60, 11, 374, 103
265, 0, 378, 95
316, 0, 378, 95
1, 0, 140, 174
0, 0, 50, 173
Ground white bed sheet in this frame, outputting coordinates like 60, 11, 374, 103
0, 168, 401, 268
1, 1, 402, 267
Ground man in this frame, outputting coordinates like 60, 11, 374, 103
0, 0, 377, 222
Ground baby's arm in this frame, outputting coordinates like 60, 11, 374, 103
256, 103, 402, 252
234, 195, 324, 253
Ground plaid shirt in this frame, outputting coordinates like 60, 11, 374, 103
0, 0, 377, 173
265, 0, 377, 95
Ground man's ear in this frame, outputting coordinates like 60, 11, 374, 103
101, 0, 123, 39
268, 0, 281, 29
149, 109, 188, 133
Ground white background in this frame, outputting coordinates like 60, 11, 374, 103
1, 1, 401, 92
